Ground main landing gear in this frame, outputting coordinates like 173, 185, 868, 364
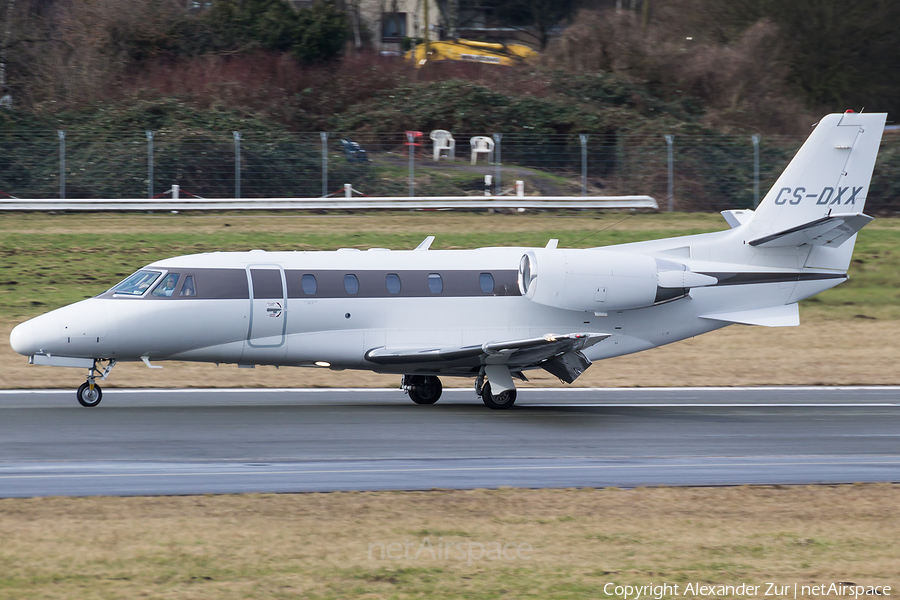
402, 375, 443, 404
475, 371, 517, 410
400, 371, 518, 410
77, 359, 116, 407
478, 381, 517, 410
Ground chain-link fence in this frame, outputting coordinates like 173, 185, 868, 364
2, 129, 898, 212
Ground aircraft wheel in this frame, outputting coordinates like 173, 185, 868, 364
408, 375, 442, 405
76, 382, 102, 407
480, 381, 516, 410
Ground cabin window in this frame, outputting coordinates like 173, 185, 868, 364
427, 273, 443, 294
479, 273, 494, 294
386, 273, 401, 294
180, 275, 196, 297
344, 274, 359, 295
152, 273, 181, 297
301, 274, 317, 295
111, 270, 161, 296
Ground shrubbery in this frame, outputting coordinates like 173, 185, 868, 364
1, 0, 898, 211
128, 0, 348, 63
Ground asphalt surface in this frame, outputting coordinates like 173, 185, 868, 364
1, 386, 898, 497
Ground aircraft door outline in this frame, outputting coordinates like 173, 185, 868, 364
246, 264, 287, 348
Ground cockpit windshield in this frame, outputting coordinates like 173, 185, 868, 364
110, 270, 162, 296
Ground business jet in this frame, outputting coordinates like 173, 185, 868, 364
9, 112, 886, 408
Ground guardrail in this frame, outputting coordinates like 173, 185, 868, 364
0, 195, 658, 211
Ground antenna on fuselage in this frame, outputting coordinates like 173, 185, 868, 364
565, 213, 637, 248
415, 236, 435, 251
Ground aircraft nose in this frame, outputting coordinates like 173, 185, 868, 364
9, 314, 60, 356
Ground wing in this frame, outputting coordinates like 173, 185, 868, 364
364, 332, 610, 383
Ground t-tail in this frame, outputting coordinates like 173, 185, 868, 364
734, 111, 886, 272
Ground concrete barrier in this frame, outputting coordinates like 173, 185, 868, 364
0, 195, 658, 211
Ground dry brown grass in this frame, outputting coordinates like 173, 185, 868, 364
3, 315, 899, 390
1, 485, 897, 598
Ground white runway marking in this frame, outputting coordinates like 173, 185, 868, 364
3, 459, 900, 481
530, 403, 900, 408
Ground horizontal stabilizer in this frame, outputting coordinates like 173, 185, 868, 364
699, 303, 799, 327
749, 213, 872, 248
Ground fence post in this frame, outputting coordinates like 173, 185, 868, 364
57, 130, 65, 199
320, 132, 328, 197
146, 130, 154, 199
579, 134, 589, 196
665, 134, 674, 212
233, 131, 242, 199
406, 131, 416, 197
492, 133, 502, 195
752, 134, 760, 208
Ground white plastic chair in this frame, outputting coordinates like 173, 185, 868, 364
470, 136, 494, 165
430, 130, 456, 160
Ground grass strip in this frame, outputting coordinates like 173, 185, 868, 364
0, 485, 897, 599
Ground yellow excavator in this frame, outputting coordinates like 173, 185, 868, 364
405, 38, 538, 67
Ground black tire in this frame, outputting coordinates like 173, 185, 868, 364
480, 381, 516, 410
76, 382, 102, 407
407, 375, 442, 405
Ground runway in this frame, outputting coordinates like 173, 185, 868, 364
1, 387, 898, 497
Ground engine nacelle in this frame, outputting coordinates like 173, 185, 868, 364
518, 249, 697, 313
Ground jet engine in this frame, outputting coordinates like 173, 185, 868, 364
517, 249, 716, 313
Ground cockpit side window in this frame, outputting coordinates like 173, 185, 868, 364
151, 273, 181, 297
180, 275, 196, 297
111, 270, 162, 296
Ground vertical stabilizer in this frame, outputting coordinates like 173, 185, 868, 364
744, 112, 886, 272
748, 112, 885, 240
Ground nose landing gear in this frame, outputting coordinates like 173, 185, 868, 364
77, 381, 102, 407
76, 359, 116, 407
